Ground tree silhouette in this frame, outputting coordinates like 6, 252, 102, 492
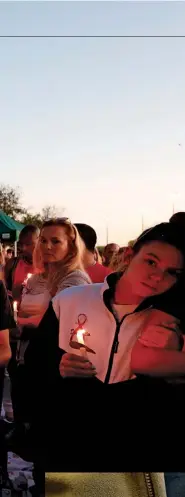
0, 184, 25, 218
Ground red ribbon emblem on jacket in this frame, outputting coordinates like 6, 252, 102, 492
69, 313, 95, 354
70, 314, 88, 341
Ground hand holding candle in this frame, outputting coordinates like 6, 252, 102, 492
60, 352, 97, 378
63, 321, 97, 378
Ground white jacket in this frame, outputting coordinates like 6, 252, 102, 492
53, 274, 183, 384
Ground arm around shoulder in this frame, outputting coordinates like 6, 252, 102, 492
131, 340, 185, 377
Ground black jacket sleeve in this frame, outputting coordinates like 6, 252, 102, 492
25, 301, 62, 379
0, 280, 15, 331
24, 301, 102, 426
4, 257, 18, 292
24, 301, 62, 423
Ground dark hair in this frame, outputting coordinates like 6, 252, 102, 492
133, 223, 185, 261
169, 212, 185, 227
20, 224, 40, 238
74, 223, 97, 253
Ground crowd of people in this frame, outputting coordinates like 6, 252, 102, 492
0, 213, 185, 496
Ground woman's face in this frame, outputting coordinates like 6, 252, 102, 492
39, 226, 70, 263
123, 241, 184, 298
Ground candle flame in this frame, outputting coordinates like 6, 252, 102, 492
77, 328, 86, 345
23, 273, 33, 286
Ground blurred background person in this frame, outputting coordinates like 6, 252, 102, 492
0, 242, 5, 280
169, 211, 185, 227
94, 247, 102, 264
102, 243, 119, 267
0, 282, 12, 366
0, 280, 14, 487
109, 246, 126, 271
0, 245, 13, 424
4, 224, 40, 303
3, 225, 40, 427
75, 223, 111, 283
4, 247, 13, 263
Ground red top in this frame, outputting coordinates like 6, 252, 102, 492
86, 263, 112, 283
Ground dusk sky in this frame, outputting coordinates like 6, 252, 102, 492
0, 1, 185, 245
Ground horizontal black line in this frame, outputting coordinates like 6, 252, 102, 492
0, 35, 185, 38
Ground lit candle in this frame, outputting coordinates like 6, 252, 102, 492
23, 273, 32, 286
13, 301, 18, 323
27, 273, 32, 280
77, 329, 88, 358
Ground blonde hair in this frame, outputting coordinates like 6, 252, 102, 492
33, 218, 85, 296
0, 243, 5, 266
94, 247, 102, 264
109, 247, 126, 272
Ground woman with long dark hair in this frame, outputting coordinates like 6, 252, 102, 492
23, 222, 185, 472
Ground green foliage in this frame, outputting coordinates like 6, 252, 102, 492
97, 246, 104, 255
21, 205, 65, 227
0, 184, 25, 218
0, 183, 65, 228
21, 212, 43, 227
128, 240, 135, 247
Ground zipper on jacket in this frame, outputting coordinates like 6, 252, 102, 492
104, 305, 153, 385
144, 473, 156, 497
104, 313, 129, 384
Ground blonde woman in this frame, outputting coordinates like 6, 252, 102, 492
10, 218, 91, 428
18, 218, 91, 328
